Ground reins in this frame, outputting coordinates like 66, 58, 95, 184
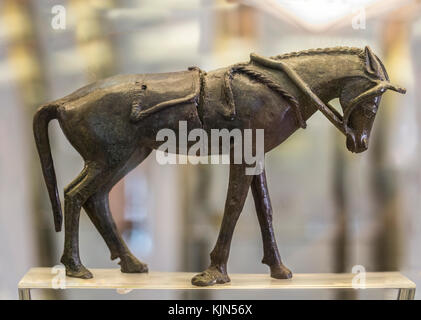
250, 53, 347, 135
250, 53, 406, 137
227, 64, 307, 129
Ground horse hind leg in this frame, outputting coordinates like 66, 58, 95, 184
83, 147, 152, 274
63, 165, 88, 195
83, 193, 149, 274
61, 161, 108, 279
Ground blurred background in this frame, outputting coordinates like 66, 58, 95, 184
0, 0, 420, 299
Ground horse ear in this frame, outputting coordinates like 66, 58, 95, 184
364, 46, 381, 76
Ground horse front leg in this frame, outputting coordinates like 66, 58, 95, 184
191, 162, 253, 286
251, 169, 292, 279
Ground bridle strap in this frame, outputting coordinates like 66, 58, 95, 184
250, 53, 347, 135
343, 81, 406, 126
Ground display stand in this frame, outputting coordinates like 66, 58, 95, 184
18, 268, 416, 300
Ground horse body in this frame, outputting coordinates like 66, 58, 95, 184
33, 46, 405, 285
56, 64, 303, 160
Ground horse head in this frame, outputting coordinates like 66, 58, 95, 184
339, 46, 406, 153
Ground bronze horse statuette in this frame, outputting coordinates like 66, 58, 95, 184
34, 46, 405, 286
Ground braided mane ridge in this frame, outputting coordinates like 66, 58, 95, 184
270, 46, 365, 60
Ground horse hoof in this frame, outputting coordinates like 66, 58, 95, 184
119, 254, 148, 273
65, 266, 93, 279
191, 266, 230, 287
270, 264, 293, 279
61, 255, 93, 279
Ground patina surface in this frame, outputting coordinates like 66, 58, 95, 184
33, 46, 405, 286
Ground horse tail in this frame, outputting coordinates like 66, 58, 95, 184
33, 103, 62, 232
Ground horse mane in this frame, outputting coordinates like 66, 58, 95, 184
270, 46, 365, 61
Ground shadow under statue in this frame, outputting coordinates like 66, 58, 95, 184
33, 46, 405, 286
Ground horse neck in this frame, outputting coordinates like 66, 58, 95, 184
284, 52, 365, 118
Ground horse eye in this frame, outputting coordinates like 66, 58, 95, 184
363, 107, 376, 118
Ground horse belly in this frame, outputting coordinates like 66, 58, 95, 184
137, 102, 203, 154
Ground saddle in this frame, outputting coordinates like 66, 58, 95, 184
129, 55, 306, 128
130, 67, 202, 122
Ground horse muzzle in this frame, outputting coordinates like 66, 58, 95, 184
346, 132, 368, 153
